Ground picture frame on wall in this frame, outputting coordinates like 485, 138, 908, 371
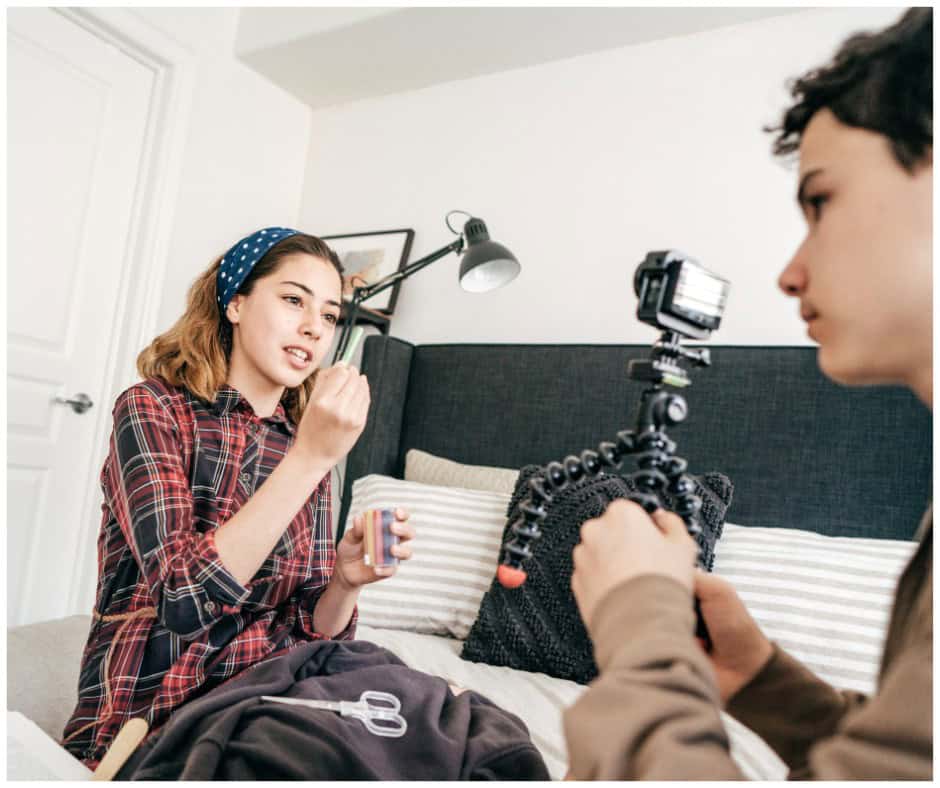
321, 229, 415, 314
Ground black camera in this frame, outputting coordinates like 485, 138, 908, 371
634, 250, 730, 340
629, 251, 730, 388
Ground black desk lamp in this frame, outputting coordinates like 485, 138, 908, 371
332, 211, 521, 362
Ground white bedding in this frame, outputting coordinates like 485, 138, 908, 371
6, 628, 786, 781
357, 624, 787, 780
21, 510, 909, 782
7, 712, 93, 781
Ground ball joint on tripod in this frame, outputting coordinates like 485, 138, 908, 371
497, 412, 706, 588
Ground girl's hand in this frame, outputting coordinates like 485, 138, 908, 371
293, 364, 370, 470
333, 508, 414, 590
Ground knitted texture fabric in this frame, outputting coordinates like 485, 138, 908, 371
460, 466, 733, 684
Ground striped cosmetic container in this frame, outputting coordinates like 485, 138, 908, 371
363, 508, 399, 568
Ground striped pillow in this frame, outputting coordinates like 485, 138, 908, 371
346, 474, 510, 638
714, 523, 916, 694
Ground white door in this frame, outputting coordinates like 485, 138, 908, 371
8, 8, 154, 625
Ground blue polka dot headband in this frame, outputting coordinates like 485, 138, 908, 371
217, 226, 300, 315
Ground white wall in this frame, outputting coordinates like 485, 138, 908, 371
300, 7, 903, 348
127, 8, 313, 338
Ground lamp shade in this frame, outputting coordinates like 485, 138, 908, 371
458, 217, 521, 293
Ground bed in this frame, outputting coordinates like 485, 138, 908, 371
337, 336, 931, 779
7, 337, 931, 779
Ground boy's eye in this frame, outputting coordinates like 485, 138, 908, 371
324, 313, 338, 325
806, 194, 828, 220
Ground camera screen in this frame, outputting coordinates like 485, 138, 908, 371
672, 262, 728, 319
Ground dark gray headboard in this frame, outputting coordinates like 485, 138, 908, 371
341, 336, 931, 542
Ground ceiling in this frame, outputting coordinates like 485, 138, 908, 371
234, 7, 810, 110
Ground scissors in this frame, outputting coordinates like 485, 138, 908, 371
261, 690, 407, 738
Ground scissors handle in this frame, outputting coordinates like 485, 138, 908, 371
359, 690, 401, 712
346, 691, 407, 738
349, 709, 407, 737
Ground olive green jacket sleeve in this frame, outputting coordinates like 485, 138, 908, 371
725, 645, 867, 773
563, 575, 744, 780
563, 531, 932, 781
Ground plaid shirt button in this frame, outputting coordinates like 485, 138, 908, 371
204, 600, 217, 614
239, 472, 251, 487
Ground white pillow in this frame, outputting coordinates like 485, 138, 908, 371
346, 474, 510, 638
714, 523, 916, 695
404, 448, 519, 495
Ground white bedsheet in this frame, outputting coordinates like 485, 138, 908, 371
357, 625, 787, 780
7, 712, 93, 781
6, 628, 786, 781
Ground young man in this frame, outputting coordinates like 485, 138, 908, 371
565, 8, 932, 780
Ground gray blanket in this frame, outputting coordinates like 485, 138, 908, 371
118, 639, 549, 780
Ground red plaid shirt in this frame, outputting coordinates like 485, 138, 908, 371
61, 377, 355, 767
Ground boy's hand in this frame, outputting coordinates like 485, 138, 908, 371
571, 499, 698, 633
333, 508, 414, 590
693, 570, 774, 703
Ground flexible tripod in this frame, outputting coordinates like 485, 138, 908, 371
496, 331, 713, 646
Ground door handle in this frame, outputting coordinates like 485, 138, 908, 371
53, 392, 94, 414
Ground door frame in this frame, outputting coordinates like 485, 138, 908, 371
39, 8, 199, 618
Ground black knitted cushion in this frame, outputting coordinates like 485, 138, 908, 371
460, 467, 733, 684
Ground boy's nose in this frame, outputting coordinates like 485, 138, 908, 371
778, 248, 808, 297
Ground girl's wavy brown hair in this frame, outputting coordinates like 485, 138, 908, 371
137, 233, 344, 424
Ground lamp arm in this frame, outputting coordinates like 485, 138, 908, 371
332, 236, 465, 363
351, 237, 465, 305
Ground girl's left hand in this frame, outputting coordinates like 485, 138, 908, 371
333, 508, 414, 590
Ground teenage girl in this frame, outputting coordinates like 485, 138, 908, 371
61, 228, 414, 767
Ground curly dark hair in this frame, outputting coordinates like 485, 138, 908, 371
768, 8, 932, 172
